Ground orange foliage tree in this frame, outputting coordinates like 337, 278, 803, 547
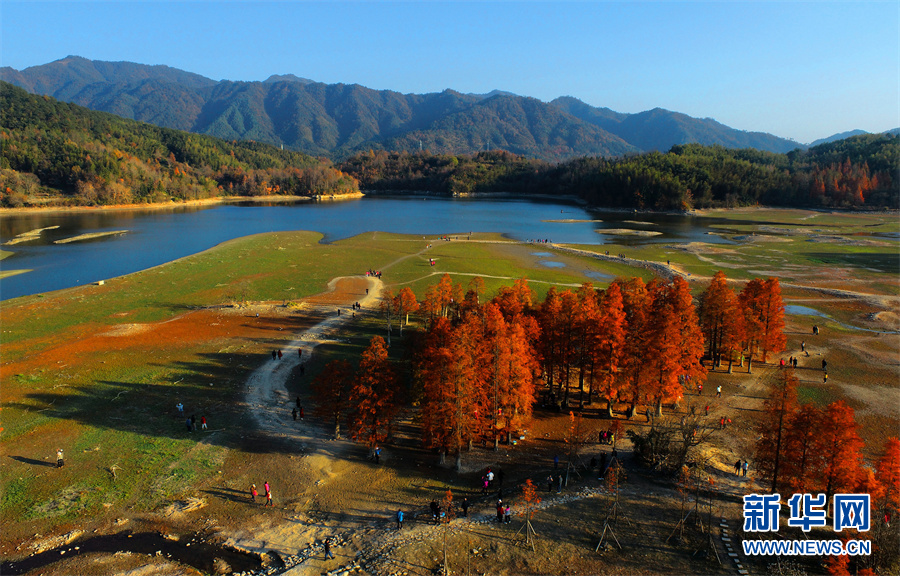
617, 277, 656, 418
311, 359, 354, 439
699, 271, 745, 369
781, 402, 825, 493
347, 336, 401, 447
594, 281, 626, 416
740, 277, 786, 363
755, 369, 799, 493
418, 316, 486, 469
818, 401, 864, 501
394, 286, 419, 334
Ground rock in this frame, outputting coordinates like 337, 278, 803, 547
213, 558, 232, 574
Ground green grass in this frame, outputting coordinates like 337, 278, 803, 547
2, 214, 898, 534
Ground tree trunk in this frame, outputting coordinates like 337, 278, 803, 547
747, 357, 753, 374
605, 398, 614, 419
439, 451, 446, 465
455, 451, 462, 472
655, 397, 663, 417
494, 436, 499, 451
727, 356, 733, 374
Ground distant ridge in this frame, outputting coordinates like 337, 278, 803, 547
809, 129, 870, 147
3, 56, 807, 160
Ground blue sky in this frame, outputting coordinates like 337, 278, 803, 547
2, 1, 897, 143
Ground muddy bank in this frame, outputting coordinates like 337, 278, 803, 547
0, 530, 263, 575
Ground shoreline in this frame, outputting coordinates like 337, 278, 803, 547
0, 193, 364, 216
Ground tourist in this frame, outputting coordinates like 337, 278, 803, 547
200, 415, 207, 430
396, 509, 403, 530
56, 448, 64, 468
324, 538, 334, 559
250, 484, 258, 502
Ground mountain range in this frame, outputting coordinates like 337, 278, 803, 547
0, 56, 872, 162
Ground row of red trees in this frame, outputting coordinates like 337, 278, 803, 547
313, 271, 785, 465
756, 370, 899, 575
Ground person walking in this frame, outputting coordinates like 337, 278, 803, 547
186, 417, 193, 432
461, 497, 469, 518
503, 505, 511, 524
734, 460, 741, 475
374, 446, 381, 464
547, 474, 554, 493
200, 416, 207, 430
250, 484, 258, 502
323, 538, 334, 560
496, 500, 504, 523
56, 448, 65, 468
272, 350, 277, 360
265, 489, 273, 507
292, 408, 298, 421
176, 402, 184, 414
396, 509, 404, 530
742, 461, 749, 477
716, 385, 722, 398
277, 350, 283, 360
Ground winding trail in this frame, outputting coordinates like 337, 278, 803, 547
244, 275, 383, 442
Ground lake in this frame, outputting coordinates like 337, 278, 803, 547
1, 196, 734, 300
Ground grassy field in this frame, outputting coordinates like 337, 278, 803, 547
1, 210, 898, 573
0, 230, 654, 537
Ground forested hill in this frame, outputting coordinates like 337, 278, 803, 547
0, 82, 359, 207
3, 56, 799, 161
340, 135, 899, 209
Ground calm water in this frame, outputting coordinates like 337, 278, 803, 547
0, 196, 733, 300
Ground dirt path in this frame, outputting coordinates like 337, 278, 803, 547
244, 275, 383, 443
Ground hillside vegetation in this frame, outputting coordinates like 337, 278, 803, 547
341, 135, 899, 209
0, 82, 359, 207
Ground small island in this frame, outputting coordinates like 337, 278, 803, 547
53, 230, 129, 244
